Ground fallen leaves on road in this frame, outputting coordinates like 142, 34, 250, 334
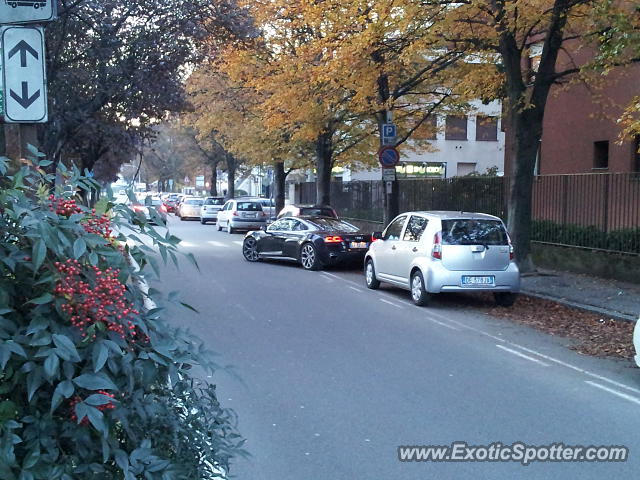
482, 294, 635, 359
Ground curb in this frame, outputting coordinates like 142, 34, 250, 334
521, 290, 638, 323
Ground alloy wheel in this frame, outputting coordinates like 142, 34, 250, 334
300, 244, 316, 270
243, 238, 259, 262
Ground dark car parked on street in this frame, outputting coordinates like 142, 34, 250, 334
242, 216, 369, 270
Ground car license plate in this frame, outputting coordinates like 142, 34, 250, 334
461, 275, 495, 286
244, 213, 256, 218
350, 242, 368, 249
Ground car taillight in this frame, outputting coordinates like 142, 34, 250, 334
133, 205, 145, 213
232, 211, 239, 216
261, 211, 266, 217
371, 234, 378, 243
160, 204, 167, 213
431, 231, 442, 259
509, 244, 515, 261
324, 236, 343, 243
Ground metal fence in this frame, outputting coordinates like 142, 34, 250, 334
297, 173, 640, 255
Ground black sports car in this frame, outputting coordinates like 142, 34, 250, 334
242, 216, 370, 270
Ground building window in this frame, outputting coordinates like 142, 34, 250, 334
475, 116, 498, 141
445, 115, 467, 141
633, 136, 640, 173
456, 162, 476, 176
593, 141, 609, 169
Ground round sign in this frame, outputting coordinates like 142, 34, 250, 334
378, 146, 400, 168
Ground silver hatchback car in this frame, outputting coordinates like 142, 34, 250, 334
364, 211, 520, 306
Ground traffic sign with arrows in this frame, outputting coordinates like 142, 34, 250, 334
1, 25, 47, 122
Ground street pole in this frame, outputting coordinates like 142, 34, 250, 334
381, 110, 399, 226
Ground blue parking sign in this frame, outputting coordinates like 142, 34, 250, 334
382, 124, 396, 138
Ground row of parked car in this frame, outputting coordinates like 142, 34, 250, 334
239, 209, 521, 308
152, 193, 520, 308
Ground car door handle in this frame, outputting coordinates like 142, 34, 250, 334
412, 247, 418, 252
391, 245, 396, 250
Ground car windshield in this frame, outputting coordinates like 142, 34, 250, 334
237, 202, 263, 211
441, 219, 508, 246
306, 218, 358, 232
300, 207, 336, 217
205, 198, 225, 206
185, 199, 203, 206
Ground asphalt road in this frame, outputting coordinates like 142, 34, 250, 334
153, 216, 640, 479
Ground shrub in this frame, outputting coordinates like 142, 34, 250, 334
0, 155, 243, 479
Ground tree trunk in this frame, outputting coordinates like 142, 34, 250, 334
273, 161, 287, 214
209, 164, 218, 196
506, 108, 544, 273
315, 130, 333, 206
225, 154, 236, 200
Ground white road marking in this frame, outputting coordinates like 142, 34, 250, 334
208, 240, 229, 248
179, 241, 197, 248
321, 272, 341, 280
496, 344, 550, 367
585, 381, 640, 406
380, 298, 403, 309
424, 316, 460, 331
428, 311, 640, 395
349, 286, 364, 293
321, 272, 335, 282
233, 241, 244, 246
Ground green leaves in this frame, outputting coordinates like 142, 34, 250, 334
31, 240, 46, 271
73, 237, 87, 259
73, 373, 117, 391
52, 334, 80, 362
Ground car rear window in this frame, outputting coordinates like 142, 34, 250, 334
185, 199, 203, 206
306, 218, 358, 232
150, 198, 162, 206
237, 202, 263, 211
204, 198, 224, 205
300, 207, 336, 217
441, 219, 508, 246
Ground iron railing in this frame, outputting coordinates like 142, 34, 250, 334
296, 173, 640, 255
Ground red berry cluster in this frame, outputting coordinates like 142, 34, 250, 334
48, 195, 82, 217
54, 259, 139, 341
82, 210, 116, 244
69, 390, 116, 425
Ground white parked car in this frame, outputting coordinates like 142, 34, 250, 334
634, 319, 640, 368
216, 199, 268, 234
364, 211, 520, 306
177, 197, 203, 221
200, 196, 225, 224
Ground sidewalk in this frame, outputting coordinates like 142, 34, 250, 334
521, 269, 640, 322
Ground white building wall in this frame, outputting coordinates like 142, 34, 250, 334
345, 100, 505, 181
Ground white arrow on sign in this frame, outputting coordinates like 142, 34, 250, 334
0, 0, 56, 25
1, 25, 47, 123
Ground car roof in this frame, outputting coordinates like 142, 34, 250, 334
405, 210, 503, 221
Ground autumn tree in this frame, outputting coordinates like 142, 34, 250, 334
38, 0, 251, 182
440, 0, 640, 270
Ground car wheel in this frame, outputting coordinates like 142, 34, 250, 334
180, 215, 185, 221
200, 218, 206, 225
365, 259, 380, 289
242, 237, 260, 262
227, 223, 234, 234
217, 222, 222, 231
494, 292, 518, 307
410, 271, 431, 306
300, 242, 321, 271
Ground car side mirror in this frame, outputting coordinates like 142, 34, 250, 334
372, 231, 383, 241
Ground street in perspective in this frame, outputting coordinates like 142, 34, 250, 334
157, 216, 640, 479
1, 0, 639, 479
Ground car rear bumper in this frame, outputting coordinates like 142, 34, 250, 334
425, 262, 520, 293
319, 247, 368, 265
201, 211, 219, 220
230, 218, 267, 229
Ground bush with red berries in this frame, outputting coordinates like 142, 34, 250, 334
0, 157, 243, 479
